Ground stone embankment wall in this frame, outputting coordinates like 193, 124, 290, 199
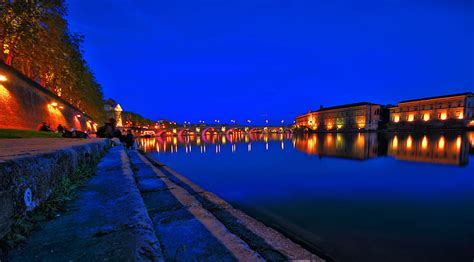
0, 139, 109, 240
0, 62, 96, 131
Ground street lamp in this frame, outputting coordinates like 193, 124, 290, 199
247, 120, 251, 124
0, 74, 7, 82
281, 120, 284, 124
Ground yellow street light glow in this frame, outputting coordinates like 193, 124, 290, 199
76, 114, 82, 118
50, 102, 58, 107
0, 75, 7, 82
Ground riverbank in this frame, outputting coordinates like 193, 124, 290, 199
0, 138, 109, 246
2, 139, 324, 261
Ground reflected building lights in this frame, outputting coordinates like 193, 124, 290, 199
137, 131, 470, 166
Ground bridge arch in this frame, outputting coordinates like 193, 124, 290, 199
202, 127, 220, 136
178, 128, 195, 137
249, 128, 263, 134
156, 129, 174, 137
226, 128, 245, 135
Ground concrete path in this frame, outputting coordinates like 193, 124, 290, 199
0, 138, 102, 162
10, 145, 162, 261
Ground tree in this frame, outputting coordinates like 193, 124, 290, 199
0, 0, 105, 122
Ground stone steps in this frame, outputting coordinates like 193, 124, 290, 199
9, 145, 163, 261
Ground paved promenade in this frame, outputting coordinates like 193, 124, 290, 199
0, 138, 100, 162
7, 142, 325, 261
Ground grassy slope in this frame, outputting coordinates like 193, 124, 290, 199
0, 129, 61, 139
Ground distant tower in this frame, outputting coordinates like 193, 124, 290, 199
114, 104, 123, 127
104, 98, 123, 127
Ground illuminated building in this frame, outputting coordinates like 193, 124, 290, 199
295, 102, 384, 132
388, 92, 474, 129
104, 98, 123, 127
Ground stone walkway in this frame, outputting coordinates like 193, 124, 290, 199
0, 138, 100, 162
9, 144, 325, 261
10, 145, 162, 261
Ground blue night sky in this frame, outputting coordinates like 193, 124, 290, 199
67, 0, 473, 125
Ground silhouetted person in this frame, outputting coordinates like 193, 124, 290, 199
97, 118, 120, 139
124, 130, 134, 149
39, 122, 51, 132
57, 124, 64, 133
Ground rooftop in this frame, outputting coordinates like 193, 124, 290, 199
399, 92, 473, 104
311, 102, 380, 113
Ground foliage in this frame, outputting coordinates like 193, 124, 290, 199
0, 0, 105, 121
122, 111, 155, 127
0, 128, 61, 138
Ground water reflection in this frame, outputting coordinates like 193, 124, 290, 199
293, 133, 380, 160
138, 133, 292, 153
387, 133, 469, 166
138, 132, 473, 166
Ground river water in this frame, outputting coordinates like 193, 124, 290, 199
139, 131, 474, 262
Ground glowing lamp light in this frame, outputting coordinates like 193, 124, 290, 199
406, 136, 413, 149
421, 136, 428, 149
393, 115, 400, 123
50, 102, 58, 107
392, 135, 398, 149
423, 113, 430, 121
76, 114, 82, 118
0, 74, 7, 82
440, 112, 447, 120
59, 106, 64, 109
438, 136, 445, 150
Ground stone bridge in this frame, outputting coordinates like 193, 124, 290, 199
143, 125, 293, 137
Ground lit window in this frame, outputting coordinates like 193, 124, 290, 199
457, 112, 464, 119
406, 136, 413, 149
407, 114, 415, 122
439, 112, 447, 120
421, 136, 428, 150
438, 136, 445, 150
393, 115, 400, 123
423, 113, 430, 121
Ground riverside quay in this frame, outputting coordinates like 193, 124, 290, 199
295, 92, 474, 132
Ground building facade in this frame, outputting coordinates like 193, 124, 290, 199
104, 98, 123, 127
388, 92, 474, 129
295, 102, 384, 132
